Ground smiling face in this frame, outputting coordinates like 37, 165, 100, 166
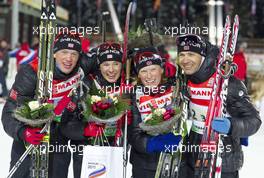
100, 61, 122, 83
138, 65, 164, 88
54, 49, 80, 74
178, 51, 203, 75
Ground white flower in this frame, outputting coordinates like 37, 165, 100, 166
28, 101, 41, 111
154, 108, 166, 116
144, 114, 153, 123
91, 95, 102, 104
161, 108, 166, 114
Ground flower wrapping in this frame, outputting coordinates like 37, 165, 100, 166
139, 106, 181, 136
83, 85, 130, 124
14, 101, 54, 127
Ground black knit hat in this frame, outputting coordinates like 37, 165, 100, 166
177, 34, 206, 56
133, 47, 163, 73
97, 42, 123, 65
54, 32, 82, 53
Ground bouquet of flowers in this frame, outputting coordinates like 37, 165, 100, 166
14, 101, 54, 127
83, 87, 129, 124
139, 105, 181, 136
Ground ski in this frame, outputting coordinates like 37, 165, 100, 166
30, 0, 49, 177
161, 153, 173, 178
214, 15, 239, 178
170, 93, 189, 178
155, 65, 188, 178
101, 11, 110, 43
38, 0, 56, 177
121, 2, 135, 178
194, 15, 239, 178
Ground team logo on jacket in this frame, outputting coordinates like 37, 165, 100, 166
138, 93, 172, 112
190, 87, 212, 100
137, 90, 173, 122
53, 73, 81, 95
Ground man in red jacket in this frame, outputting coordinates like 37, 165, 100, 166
233, 42, 248, 84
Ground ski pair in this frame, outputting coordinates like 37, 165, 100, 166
154, 68, 189, 178
31, 0, 56, 178
194, 15, 239, 178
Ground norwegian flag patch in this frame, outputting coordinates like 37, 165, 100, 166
146, 61, 153, 66
68, 43, 74, 48
66, 101, 77, 112
107, 54, 113, 59
10, 89, 18, 101
183, 46, 190, 50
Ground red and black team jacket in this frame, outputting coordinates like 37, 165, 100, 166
1, 56, 84, 149
183, 40, 261, 173
128, 82, 175, 171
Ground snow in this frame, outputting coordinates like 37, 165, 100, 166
0, 94, 263, 178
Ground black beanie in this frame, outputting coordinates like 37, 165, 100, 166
133, 47, 163, 73
177, 34, 206, 56
97, 42, 123, 65
54, 33, 82, 53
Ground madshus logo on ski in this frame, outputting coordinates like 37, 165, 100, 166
87, 162, 106, 178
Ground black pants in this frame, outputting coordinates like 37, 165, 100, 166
132, 166, 156, 178
178, 161, 239, 178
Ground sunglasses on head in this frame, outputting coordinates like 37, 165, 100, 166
98, 42, 122, 52
177, 34, 202, 45
135, 51, 161, 63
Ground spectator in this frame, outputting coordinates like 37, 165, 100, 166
0, 39, 9, 98
233, 42, 248, 84
9, 42, 36, 70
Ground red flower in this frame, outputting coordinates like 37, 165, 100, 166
163, 109, 175, 121
91, 103, 99, 114
163, 113, 171, 121
100, 102, 111, 110
96, 101, 103, 108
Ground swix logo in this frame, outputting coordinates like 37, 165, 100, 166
53, 74, 80, 94
138, 93, 172, 112
207, 77, 214, 87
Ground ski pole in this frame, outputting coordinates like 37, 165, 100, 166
7, 121, 50, 178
